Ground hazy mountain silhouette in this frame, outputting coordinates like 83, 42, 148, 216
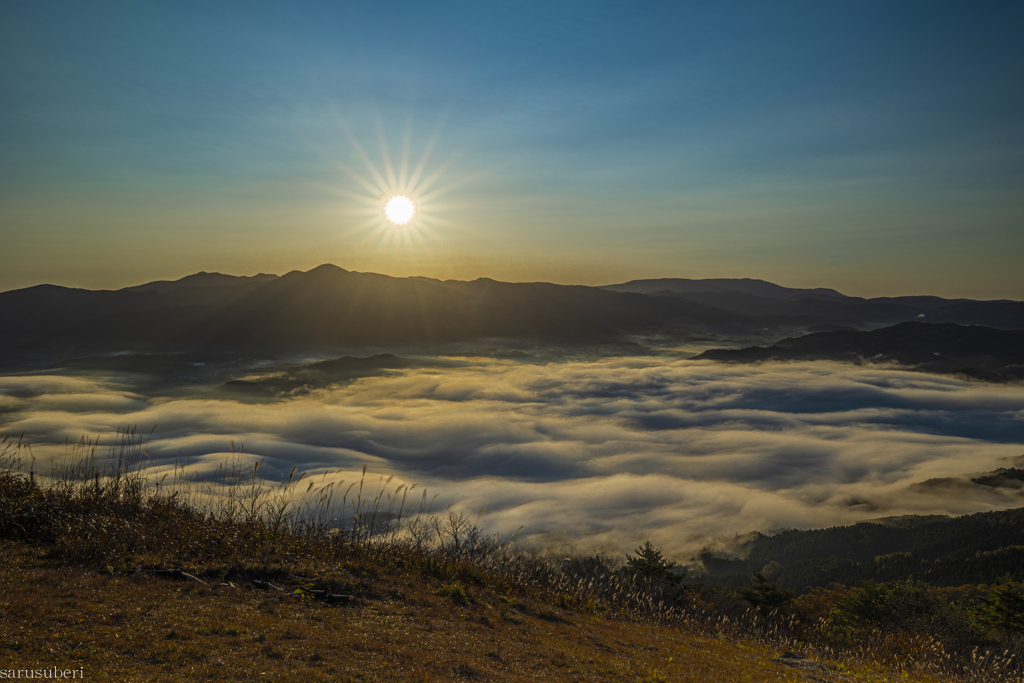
1, 267, 1021, 364
605, 278, 1023, 330
0, 265, 748, 359
124, 271, 278, 293
0, 276, 280, 352
696, 321, 1024, 381
603, 278, 848, 300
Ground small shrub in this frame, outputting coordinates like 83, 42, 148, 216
439, 584, 470, 605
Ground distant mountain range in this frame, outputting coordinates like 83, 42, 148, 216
604, 277, 848, 300
0, 267, 1021, 366
0, 265, 744, 359
696, 322, 1024, 381
606, 278, 1024, 329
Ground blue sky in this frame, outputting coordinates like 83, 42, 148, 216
2, 1, 1022, 297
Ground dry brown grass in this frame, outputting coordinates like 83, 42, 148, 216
0, 539, 941, 683
0, 432, 1010, 681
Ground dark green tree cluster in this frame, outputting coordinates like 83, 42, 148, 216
984, 576, 1024, 631
700, 507, 1024, 593
738, 571, 793, 612
836, 580, 934, 623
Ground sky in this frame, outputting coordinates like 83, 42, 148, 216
2, 1, 1022, 298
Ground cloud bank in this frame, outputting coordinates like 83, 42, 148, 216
1, 358, 1023, 559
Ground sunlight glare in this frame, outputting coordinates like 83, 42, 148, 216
384, 195, 416, 226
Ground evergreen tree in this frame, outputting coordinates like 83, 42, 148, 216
985, 576, 1024, 631
738, 571, 793, 612
626, 541, 679, 580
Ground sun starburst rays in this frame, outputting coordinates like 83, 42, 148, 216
325, 117, 471, 269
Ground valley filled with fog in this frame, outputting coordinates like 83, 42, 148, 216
2, 353, 1022, 560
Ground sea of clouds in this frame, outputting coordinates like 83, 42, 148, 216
1, 356, 1023, 559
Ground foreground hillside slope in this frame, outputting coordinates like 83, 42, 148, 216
0, 539, 895, 683
0, 440, 984, 682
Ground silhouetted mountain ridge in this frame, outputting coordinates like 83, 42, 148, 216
696, 322, 1024, 380
124, 271, 279, 293
606, 278, 1022, 329
0, 265, 750, 359
603, 278, 847, 300
1, 267, 1021, 363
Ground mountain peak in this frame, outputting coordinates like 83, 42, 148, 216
308, 264, 349, 274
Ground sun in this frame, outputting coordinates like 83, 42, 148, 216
328, 119, 475, 261
383, 194, 416, 226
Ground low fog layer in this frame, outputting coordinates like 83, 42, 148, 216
2, 357, 1023, 559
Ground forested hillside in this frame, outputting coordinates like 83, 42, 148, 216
700, 506, 1024, 591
